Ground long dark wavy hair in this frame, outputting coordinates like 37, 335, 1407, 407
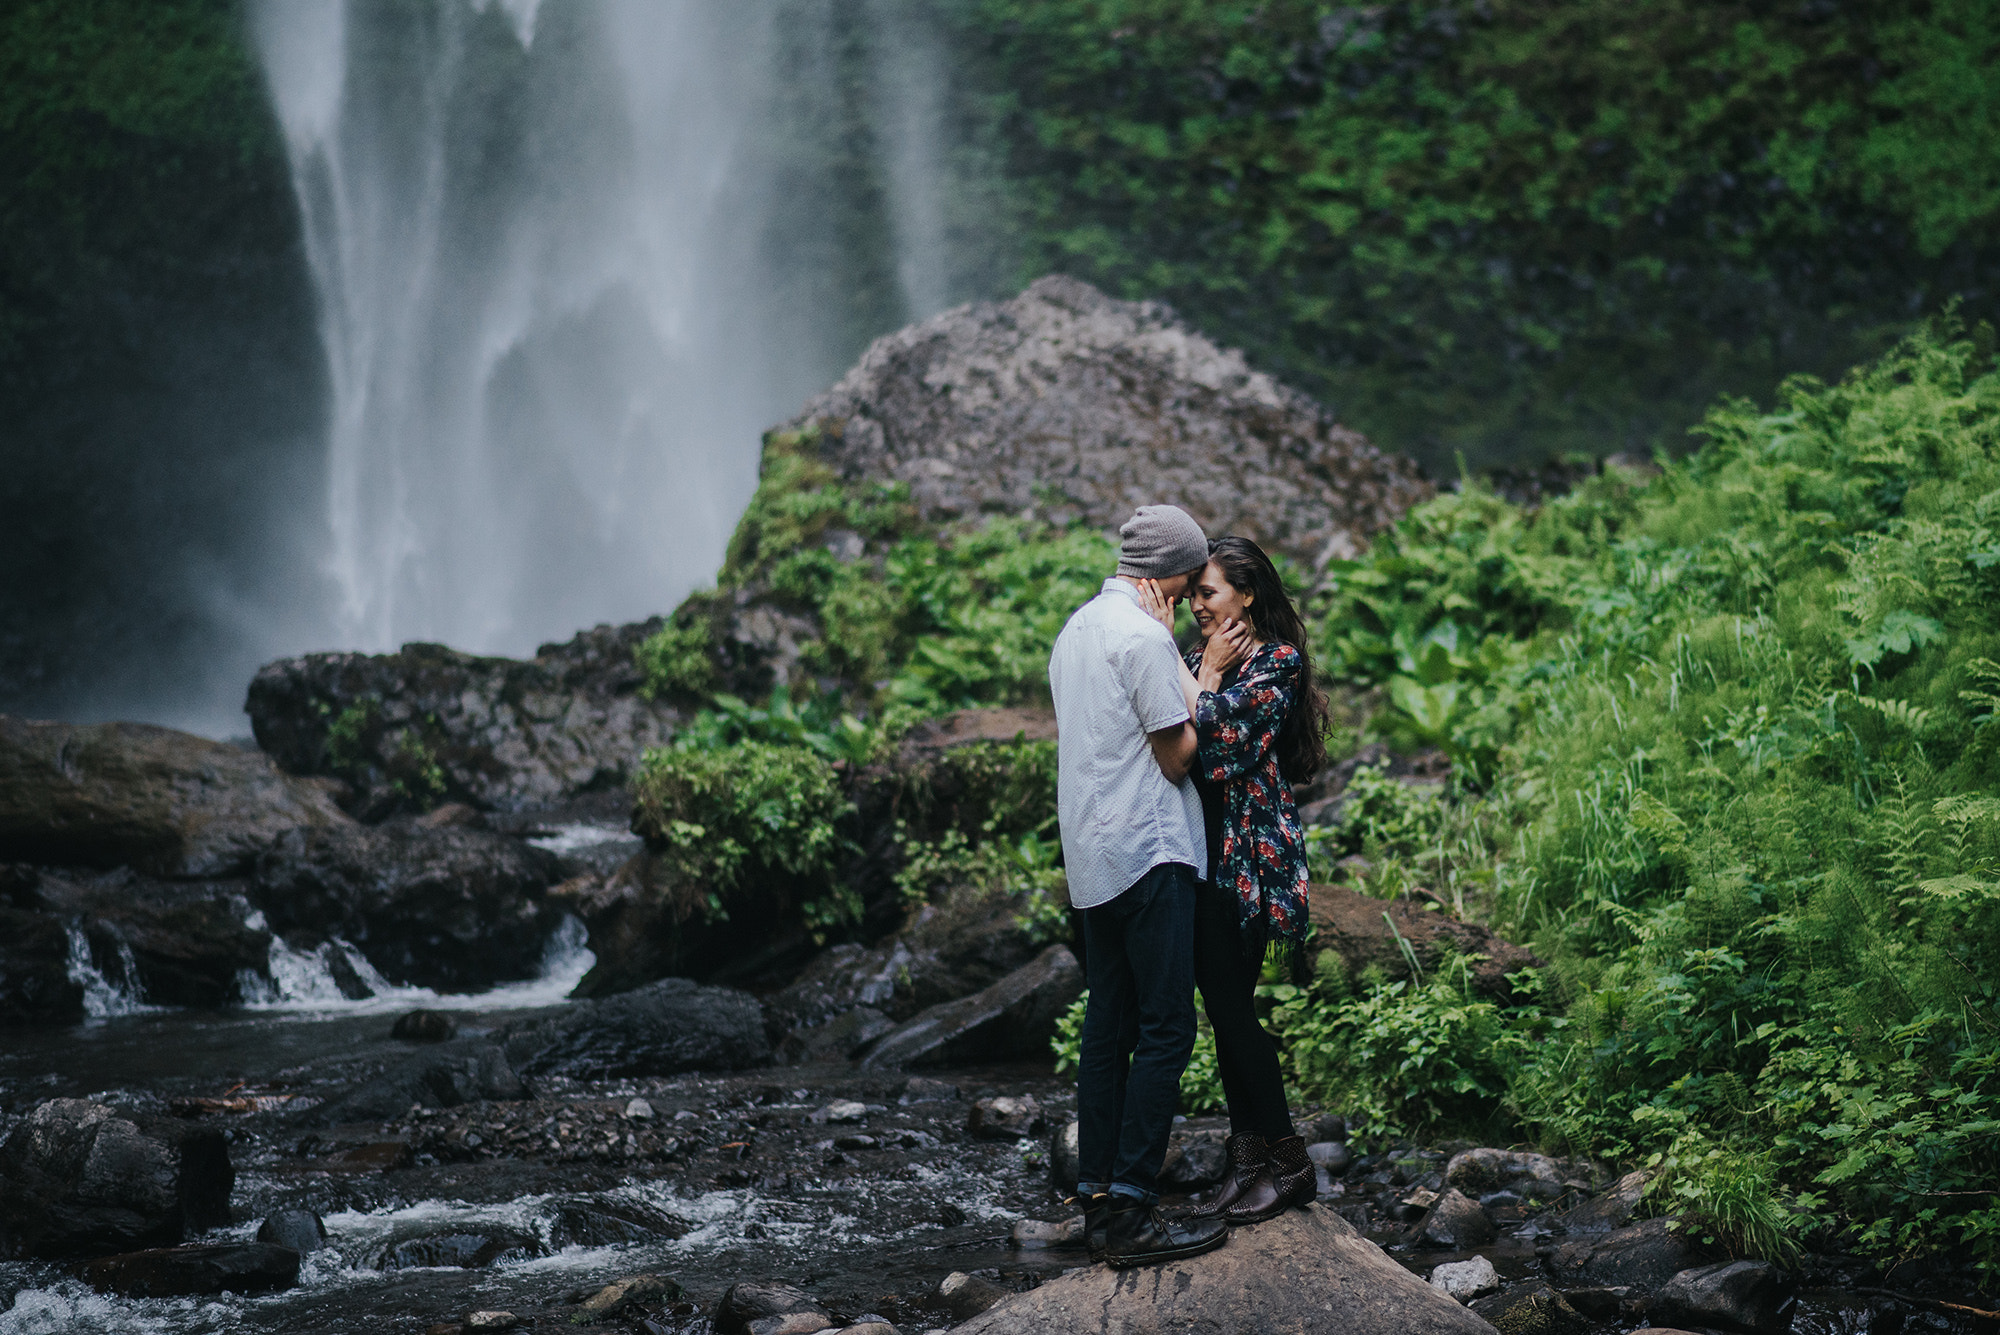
1205, 536, 1329, 783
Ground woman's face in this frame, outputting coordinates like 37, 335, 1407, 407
1190, 560, 1254, 639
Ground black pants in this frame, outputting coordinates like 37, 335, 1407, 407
1076, 862, 1199, 1200
1192, 878, 1294, 1142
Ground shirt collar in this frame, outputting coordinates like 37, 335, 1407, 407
1101, 577, 1139, 601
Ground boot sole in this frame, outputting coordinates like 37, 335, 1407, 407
1102, 1228, 1229, 1268
1223, 1188, 1318, 1227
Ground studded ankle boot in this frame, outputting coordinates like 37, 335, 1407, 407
1189, 1133, 1269, 1220
1223, 1134, 1317, 1225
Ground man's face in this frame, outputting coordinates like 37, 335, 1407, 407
1154, 569, 1200, 603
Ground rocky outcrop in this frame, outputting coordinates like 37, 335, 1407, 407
1653, 1260, 1797, 1332
858, 944, 1083, 1069
503, 977, 771, 1079
777, 275, 1429, 571
33, 868, 272, 1009
244, 622, 685, 818
1309, 882, 1542, 999
0, 715, 351, 877
952, 1203, 1492, 1335
0, 1098, 232, 1258
0, 867, 84, 1022
252, 820, 564, 992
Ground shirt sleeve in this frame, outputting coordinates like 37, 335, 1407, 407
1122, 630, 1192, 735
1193, 645, 1298, 780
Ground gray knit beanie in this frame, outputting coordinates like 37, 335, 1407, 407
1116, 504, 1210, 579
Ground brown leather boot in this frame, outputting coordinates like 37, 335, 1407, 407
1187, 1133, 1268, 1220
1222, 1135, 1316, 1225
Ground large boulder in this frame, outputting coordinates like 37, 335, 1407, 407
776, 275, 1428, 571
503, 977, 771, 1079
1544, 1216, 1697, 1292
81, 1242, 299, 1297
1309, 882, 1542, 999
297, 1038, 527, 1125
0, 865, 84, 1022
859, 944, 1083, 1069
952, 1203, 1493, 1335
1653, 1260, 1797, 1332
252, 821, 563, 991
244, 622, 685, 819
0, 716, 351, 877
0, 1099, 232, 1259
31, 867, 271, 1008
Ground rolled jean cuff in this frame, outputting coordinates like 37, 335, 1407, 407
1108, 1182, 1155, 1204
1075, 1181, 1106, 1198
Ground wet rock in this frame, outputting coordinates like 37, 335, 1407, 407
550, 1199, 690, 1248
30, 867, 272, 1008
317, 1142, 415, 1173
811, 1100, 872, 1124
624, 1097, 655, 1119
1472, 1282, 1594, 1335
377, 1227, 542, 1269
841, 1324, 900, 1335
938, 1271, 1010, 1321
779, 1005, 896, 1064
255, 1208, 328, 1253
1545, 1215, 1695, 1292
1308, 1141, 1351, 1174
80, 1241, 300, 1297
1417, 1187, 1497, 1249
1161, 1128, 1230, 1189
253, 821, 563, 992
899, 1076, 960, 1105
1653, 1259, 1797, 1332
1559, 1286, 1639, 1320
1554, 1168, 1648, 1233
505, 976, 770, 1078
774, 275, 1425, 576
0, 1098, 232, 1258
245, 624, 685, 818
713, 1280, 834, 1335
393, 1008, 457, 1042
1444, 1148, 1575, 1204
464, 1315, 518, 1332
1010, 1217, 1084, 1249
1430, 1256, 1501, 1301
954, 1204, 1491, 1334
0, 895, 84, 1022
575, 1273, 680, 1321
967, 1094, 1045, 1141
1309, 882, 1541, 1000
1048, 1118, 1081, 1192
0, 715, 352, 876
304, 1041, 523, 1124
859, 944, 1082, 1069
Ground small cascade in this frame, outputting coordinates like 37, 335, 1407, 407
62, 925, 155, 1020
242, 914, 595, 1017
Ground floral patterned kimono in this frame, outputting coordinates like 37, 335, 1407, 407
1183, 639, 1312, 955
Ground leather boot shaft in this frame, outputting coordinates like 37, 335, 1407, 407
1222, 1134, 1317, 1226
1187, 1132, 1268, 1220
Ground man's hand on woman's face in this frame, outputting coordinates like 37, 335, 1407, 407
1200, 617, 1253, 679
1135, 578, 1178, 631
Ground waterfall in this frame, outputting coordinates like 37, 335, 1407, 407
247, 0, 944, 659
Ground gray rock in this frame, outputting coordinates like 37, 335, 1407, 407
953, 1204, 1493, 1335
255, 1209, 327, 1254
1470, 1281, 1593, 1335
253, 821, 563, 992
0, 715, 351, 877
391, 1008, 457, 1042
35, 869, 273, 1008
575, 1274, 681, 1320
1443, 1147, 1575, 1203
1161, 1128, 1230, 1189
899, 1076, 960, 1105
375, 1227, 542, 1269
714, 1281, 832, 1335
1554, 1168, 1649, 1233
937, 1271, 1009, 1321
1429, 1255, 1501, 1301
80, 1242, 300, 1297
0, 885, 83, 1022
1654, 1259, 1797, 1332
245, 624, 685, 819
302, 1038, 524, 1124
548, 1199, 690, 1248
505, 976, 771, 1079
967, 1095, 1045, 1141
0, 1098, 233, 1258
1308, 1140, 1351, 1173
1545, 1215, 1694, 1292
1417, 1187, 1497, 1249
775, 275, 1426, 575
779, 1005, 895, 1064
858, 944, 1082, 1069
1049, 1118, 1081, 1193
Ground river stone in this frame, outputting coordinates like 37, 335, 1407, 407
774, 275, 1426, 573
246, 624, 686, 818
1430, 1256, 1502, 1301
1049, 1118, 1081, 1193
550, 1199, 690, 1248
377, 1227, 542, 1270
1544, 1215, 1694, 1292
255, 1208, 328, 1253
858, 944, 1082, 1069
1653, 1260, 1797, 1332
1471, 1282, 1593, 1335
80, 1241, 300, 1297
393, 1009, 458, 1042
953, 1204, 1492, 1335
0, 715, 352, 877
301, 1042, 523, 1124
937, 1271, 1009, 1321
505, 976, 771, 1078
1443, 1148, 1572, 1203
713, 1281, 833, 1335
576, 1273, 679, 1318
1308, 1141, 1351, 1174
1553, 1168, 1649, 1233
1418, 1187, 1498, 1249
967, 1095, 1045, 1141
1160, 1128, 1230, 1189
252, 821, 564, 992
0, 1098, 233, 1259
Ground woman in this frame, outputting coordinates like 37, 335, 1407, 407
1137, 535, 1327, 1225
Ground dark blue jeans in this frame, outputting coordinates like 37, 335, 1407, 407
1076, 861, 1198, 1202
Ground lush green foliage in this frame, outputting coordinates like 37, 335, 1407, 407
949, 0, 1999, 470
630, 741, 854, 925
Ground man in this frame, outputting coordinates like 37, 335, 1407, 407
1048, 504, 1228, 1267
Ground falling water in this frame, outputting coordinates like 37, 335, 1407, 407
248, 0, 946, 659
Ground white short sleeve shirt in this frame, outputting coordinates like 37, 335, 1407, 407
1048, 578, 1207, 909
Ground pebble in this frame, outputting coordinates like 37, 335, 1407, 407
464, 1314, 518, 1332
813, 1100, 870, 1124
624, 1097, 655, 1119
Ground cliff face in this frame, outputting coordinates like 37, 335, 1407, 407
779, 274, 1430, 569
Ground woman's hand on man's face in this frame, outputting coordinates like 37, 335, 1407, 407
1135, 578, 1178, 631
